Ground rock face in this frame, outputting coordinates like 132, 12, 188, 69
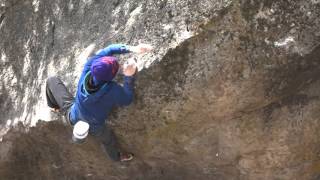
0, 0, 320, 179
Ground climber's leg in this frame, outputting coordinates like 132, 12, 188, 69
91, 125, 120, 161
46, 76, 74, 116
91, 125, 134, 162
91, 124, 135, 162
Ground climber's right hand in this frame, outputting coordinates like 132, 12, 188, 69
123, 58, 137, 76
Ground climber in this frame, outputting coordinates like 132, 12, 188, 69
45, 43, 153, 162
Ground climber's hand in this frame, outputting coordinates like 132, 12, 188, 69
123, 58, 137, 76
129, 44, 153, 54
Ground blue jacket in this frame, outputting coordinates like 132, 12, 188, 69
70, 44, 134, 133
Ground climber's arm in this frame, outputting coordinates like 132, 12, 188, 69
113, 76, 135, 106
95, 43, 153, 57
95, 44, 130, 57
113, 59, 137, 106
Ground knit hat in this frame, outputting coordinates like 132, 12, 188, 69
90, 56, 119, 82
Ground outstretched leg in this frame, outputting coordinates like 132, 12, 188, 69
92, 125, 121, 161
92, 125, 134, 162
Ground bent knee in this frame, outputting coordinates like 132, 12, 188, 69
46, 76, 61, 86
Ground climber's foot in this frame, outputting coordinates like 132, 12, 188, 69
119, 152, 134, 162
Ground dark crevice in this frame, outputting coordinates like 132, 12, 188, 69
112, 0, 121, 8
51, 22, 55, 47
0, 13, 4, 24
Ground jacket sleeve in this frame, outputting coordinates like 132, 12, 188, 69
114, 76, 135, 106
95, 44, 130, 57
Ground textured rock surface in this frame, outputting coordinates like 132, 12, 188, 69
0, 0, 320, 179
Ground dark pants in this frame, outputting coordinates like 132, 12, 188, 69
46, 76, 74, 117
91, 125, 120, 161
46, 76, 120, 161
